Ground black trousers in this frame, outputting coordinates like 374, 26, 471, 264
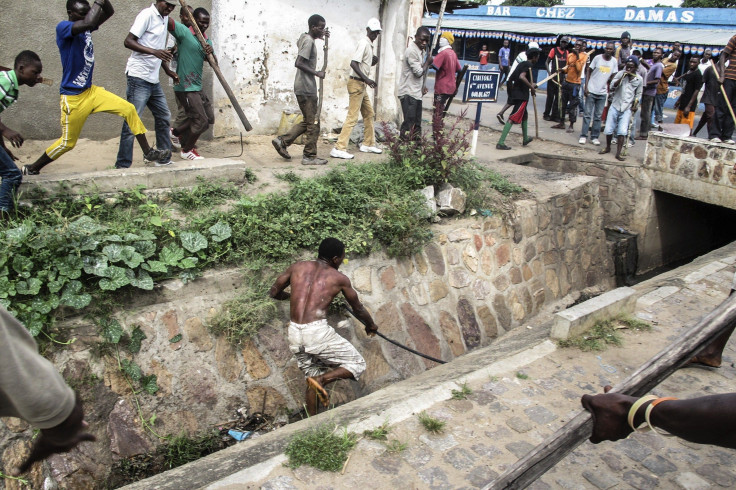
400, 95, 423, 140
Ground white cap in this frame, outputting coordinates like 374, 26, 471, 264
528, 42, 539, 49
367, 18, 382, 32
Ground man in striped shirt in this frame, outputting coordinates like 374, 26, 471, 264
712, 35, 736, 144
0, 51, 43, 216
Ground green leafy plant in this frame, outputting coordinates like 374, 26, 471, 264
169, 177, 240, 211
516, 372, 530, 380
162, 431, 225, 469
451, 382, 473, 400
285, 424, 358, 472
418, 411, 446, 434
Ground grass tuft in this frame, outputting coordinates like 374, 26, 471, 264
557, 315, 651, 352
364, 421, 390, 441
285, 424, 358, 472
451, 382, 473, 400
516, 372, 530, 380
208, 276, 278, 344
418, 411, 446, 434
385, 439, 408, 453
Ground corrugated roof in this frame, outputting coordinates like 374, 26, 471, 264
422, 18, 732, 46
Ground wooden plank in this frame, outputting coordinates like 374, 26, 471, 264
485, 293, 736, 490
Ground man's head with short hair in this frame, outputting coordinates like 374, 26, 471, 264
308, 14, 326, 29
703, 48, 712, 61
502, 39, 509, 47
415, 27, 431, 50
604, 41, 615, 58
689, 56, 700, 70
527, 47, 541, 62
653, 47, 663, 61
66, 0, 90, 21
180, 5, 194, 26
193, 7, 211, 33
14, 50, 42, 87
318, 238, 345, 265
155, 0, 176, 17
620, 31, 631, 47
307, 14, 326, 39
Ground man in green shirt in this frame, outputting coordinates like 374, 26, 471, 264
168, 7, 214, 160
0, 51, 43, 217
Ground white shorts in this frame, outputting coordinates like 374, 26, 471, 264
288, 319, 366, 380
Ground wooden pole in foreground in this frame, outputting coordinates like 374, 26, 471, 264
178, 0, 252, 132
485, 293, 736, 490
530, 68, 538, 139
422, 0, 448, 91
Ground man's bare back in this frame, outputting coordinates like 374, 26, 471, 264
274, 259, 350, 324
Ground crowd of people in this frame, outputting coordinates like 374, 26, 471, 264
494, 30, 736, 157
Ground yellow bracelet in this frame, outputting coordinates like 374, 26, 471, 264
627, 395, 658, 432
644, 397, 678, 436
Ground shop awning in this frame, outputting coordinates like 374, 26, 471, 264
422, 17, 732, 47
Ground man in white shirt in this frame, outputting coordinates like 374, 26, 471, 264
115, 1, 177, 168
331, 18, 382, 159
579, 41, 618, 146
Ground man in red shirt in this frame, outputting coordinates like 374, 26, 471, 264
432, 32, 462, 137
543, 35, 569, 122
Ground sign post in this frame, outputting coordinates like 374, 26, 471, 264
462, 70, 500, 155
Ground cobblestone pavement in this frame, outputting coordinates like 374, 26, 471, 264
242, 252, 736, 490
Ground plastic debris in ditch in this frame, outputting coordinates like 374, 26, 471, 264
227, 430, 253, 442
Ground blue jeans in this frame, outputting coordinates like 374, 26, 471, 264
579, 93, 607, 139
653, 92, 667, 124
0, 146, 21, 213
115, 76, 171, 168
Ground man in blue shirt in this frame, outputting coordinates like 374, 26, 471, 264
499, 39, 510, 84
23, 0, 168, 175
0, 52, 43, 217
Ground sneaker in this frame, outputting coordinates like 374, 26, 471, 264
578, 136, 586, 145
330, 148, 354, 159
591, 138, 601, 146
170, 128, 181, 150
522, 137, 533, 146
302, 156, 328, 165
710, 137, 723, 143
496, 113, 505, 124
725, 139, 736, 144
271, 136, 291, 160
359, 145, 383, 154
496, 143, 512, 150
144, 147, 167, 162
180, 149, 204, 160
626, 142, 635, 148
155, 159, 173, 167
22, 165, 39, 175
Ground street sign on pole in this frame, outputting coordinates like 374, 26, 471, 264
462, 70, 500, 155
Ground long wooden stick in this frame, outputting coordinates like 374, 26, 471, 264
422, 0, 448, 91
530, 68, 538, 138
721, 88, 736, 127
536, 50, 595, 88
316, 30, 329, 124
485, 293, 736, 490
178, 0, 252, 132
443, 65, 468, 114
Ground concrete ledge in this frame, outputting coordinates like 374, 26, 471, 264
550, 287, 637, 340
123, 325, 554, 489
20, 158, 249, 196
636, 286, 680, 309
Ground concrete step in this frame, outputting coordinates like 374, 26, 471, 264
20, 158, 249, 197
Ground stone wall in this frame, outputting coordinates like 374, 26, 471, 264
0, 178, 612, 488
643, 133, 736, 211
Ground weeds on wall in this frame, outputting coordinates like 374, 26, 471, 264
558, 316, 652, 352
285, 424, 358, 472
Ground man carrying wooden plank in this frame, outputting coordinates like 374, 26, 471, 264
168, 7, 215, 160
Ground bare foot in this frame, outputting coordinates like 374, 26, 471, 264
686, 355, 722, 368
307, 377, 329, 406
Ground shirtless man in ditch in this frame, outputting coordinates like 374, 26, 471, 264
269, 237, 378, 415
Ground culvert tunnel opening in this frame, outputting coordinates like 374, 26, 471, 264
634, 190, 736, 282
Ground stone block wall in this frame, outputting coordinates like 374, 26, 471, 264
643, 134, 736, 211
0, 178, 612, 488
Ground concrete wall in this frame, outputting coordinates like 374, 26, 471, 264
211, 0, 412, 136
0, 0, 212, 141
0, 177, 613, 488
